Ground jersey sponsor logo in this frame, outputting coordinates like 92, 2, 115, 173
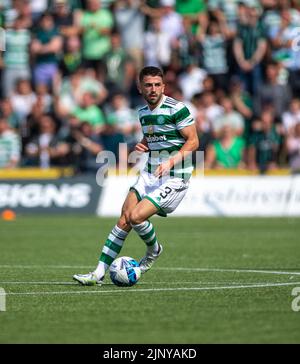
146, 135, 167, 143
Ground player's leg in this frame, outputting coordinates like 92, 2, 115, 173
130, 177, 190, 274
73, 192, 138, 286
129, 199, 163, 274
93, 191, 138, 278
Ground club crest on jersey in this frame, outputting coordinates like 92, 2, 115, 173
148, 125, 154, 134
157, 116, 164, 125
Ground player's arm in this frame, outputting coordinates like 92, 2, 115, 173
135, 136, 149, 153
154, 124, 199, 178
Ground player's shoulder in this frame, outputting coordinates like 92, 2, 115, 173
162, 96, 186, 113
137, 104, 149, 116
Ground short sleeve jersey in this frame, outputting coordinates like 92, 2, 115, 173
138, 95, 195, 178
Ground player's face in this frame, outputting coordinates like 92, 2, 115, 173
139, 75, 165, 109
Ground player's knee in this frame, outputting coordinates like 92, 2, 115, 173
129, 210, 144, 226
118, 213, 131, 230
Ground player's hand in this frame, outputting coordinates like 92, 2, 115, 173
154, 159, 174, 178
135, 143, 149, 153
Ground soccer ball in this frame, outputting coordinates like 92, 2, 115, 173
109, 256, 141, 287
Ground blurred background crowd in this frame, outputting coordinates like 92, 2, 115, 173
1, 0, 300, 174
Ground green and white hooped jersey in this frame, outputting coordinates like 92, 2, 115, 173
4, 29, 31, 69
138, 95, 195, 179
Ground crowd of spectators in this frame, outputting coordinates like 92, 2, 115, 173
1, 0, 300, 174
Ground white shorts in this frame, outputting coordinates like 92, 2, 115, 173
130, 171, 190, 216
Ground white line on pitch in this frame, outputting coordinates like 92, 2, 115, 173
0, 265, 300, 276
4, 281, 300, 296
0, 282, 76, 285
0, 265, 90, 269
0, 280, 292, 286
156, 267, 300, 276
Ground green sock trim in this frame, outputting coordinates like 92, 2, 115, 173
99, 253, 114, 265
105, 239, 122, 254
146, 236, 157, 247
141, 227, 155, 241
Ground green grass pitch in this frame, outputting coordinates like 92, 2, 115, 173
0, 216, 300, 343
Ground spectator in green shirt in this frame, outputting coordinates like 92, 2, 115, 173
233, 4, 267, 95
229, 76, 254, 143
31, 13, 63, 89
198, 20, 229, 91
176, 0, 206, 15
205, 124, 246, 169
72, 91, 106, 134
2, 16, 31, 97
52, 0, 79, 38
103, 32, 136, 94
59, 36, 83, 77
176, 0, 208, 35
0, 98, 21, 130
248, 109, 282, 173
75, 0, 114, 69
208, 0, 241, 37
0, 117, 21, 169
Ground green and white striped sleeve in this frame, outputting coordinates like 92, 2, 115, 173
173, 104, 195, 130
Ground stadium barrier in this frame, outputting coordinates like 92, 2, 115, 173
1, 169, 300, 216
98, 175, 300, 217
0, 167, 74, 179
0, 175, 102, 214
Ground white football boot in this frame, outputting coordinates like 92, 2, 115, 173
139, 244, 163, 274
73, 272, 103, 286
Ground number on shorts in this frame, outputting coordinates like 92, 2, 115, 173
160, 186, 172, 199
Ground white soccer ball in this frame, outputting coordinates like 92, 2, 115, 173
109, 256, 141, 287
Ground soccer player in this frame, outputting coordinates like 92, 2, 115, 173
73, 66, 199, 285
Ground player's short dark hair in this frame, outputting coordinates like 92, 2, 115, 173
139, 66, 164, 82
